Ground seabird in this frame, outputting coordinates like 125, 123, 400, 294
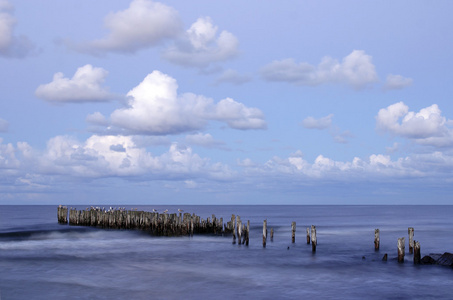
163, 209, 168, 214
178, 209, 184, 213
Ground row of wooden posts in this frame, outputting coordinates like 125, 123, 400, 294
375, 227, 421, 263
58, 205, 224, 236
58, 206, 422, 263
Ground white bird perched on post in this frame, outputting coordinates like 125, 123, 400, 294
178, 209, 184, 213
152, 209, 158, 212
163, 209, 168, 214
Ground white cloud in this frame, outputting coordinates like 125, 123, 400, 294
0, 0, 35, 58
162, 17, 239, 68
86, 112, 108, 125
384, 74, 413, 90
376, 102, 453, 147
35, 65, 113, 103
109, 70, 266, 135
0, 118, 8, 132
302, 114, 333, 129
0, 137, 20, 169
214, 98, 267, 130
37, 135, 233, 180
185, 133, 227, 149
214, 69, 252, 85
69, 0, 182, 55
260, 50, 379, 89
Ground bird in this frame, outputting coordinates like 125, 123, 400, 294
152, 209, 158, 212
163, 209, 168, 214
178, 209, 184, 213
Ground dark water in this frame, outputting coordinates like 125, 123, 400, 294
1, 205, 452, 299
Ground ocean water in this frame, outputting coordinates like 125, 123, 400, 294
0, 205, 452, 299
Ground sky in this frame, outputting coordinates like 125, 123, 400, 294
1, 0, 453, 205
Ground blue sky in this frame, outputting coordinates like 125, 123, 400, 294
1, 0, 453, 205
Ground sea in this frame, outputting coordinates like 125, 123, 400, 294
0, 205, 452, 299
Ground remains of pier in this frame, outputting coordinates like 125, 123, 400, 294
58, 206, 224, 237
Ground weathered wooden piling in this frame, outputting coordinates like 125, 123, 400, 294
311, 225, 317, 252
291, 222, 296, 243
270, 228, 274, 242
398, 237, 405, 263
237, 216, 242, 245
408, 227, 414, 254
374, 229, 380, 250
57, 205, 68, 224
414, 241, 421, 264
232, 214, 237, 244
306, 227, 310, 244
263, 219, 267, 248
246, 220, 250, 246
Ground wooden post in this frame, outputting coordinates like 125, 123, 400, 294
397, 237, 405, 263
263, 219, 267, 248
270, 228, 274, 242
306, 227, 310, 244
232, 215, 236, 244
246, 220, 250, 246
291, 222, 296, 243
311, 225, 317, 252
408, 227, 414, 254
374, 229, 380, 250
237, 218, 242, 245
414, 241, 421, 264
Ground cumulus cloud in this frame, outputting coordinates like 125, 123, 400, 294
302, 114, 333, 129
162, 17, 239, 68
38, 135, 233, 180
0, 118, 8, 132
384, 74, 413, 90
185, 133, 227, 150
260, 50, 379, 89
86, 112, 108, 125
376, 102, 453, 147
214, 69, 252, 85
35, 65, 113, 103
0, 0, 35, 58
109, 70, 266, 135
68, 0, 182, 55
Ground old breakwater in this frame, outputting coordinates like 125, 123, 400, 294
57, 205, 452, 267
57, 205, 228, 236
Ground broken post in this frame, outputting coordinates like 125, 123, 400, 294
232, 215, 236, 244
306, 227, 310, 244
311, 225, 317, 252
414, 241, 421, 264
408, 227, 414, 254
270, 228, 274, 242
374, 229, 380, 250
245, 220, 250, 246
291, 222, 296, 243
237, 217, 242, 245
263, 219, 267, 248
398, 237, 405, 263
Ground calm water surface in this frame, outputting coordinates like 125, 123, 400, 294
1, 205, 452, 299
